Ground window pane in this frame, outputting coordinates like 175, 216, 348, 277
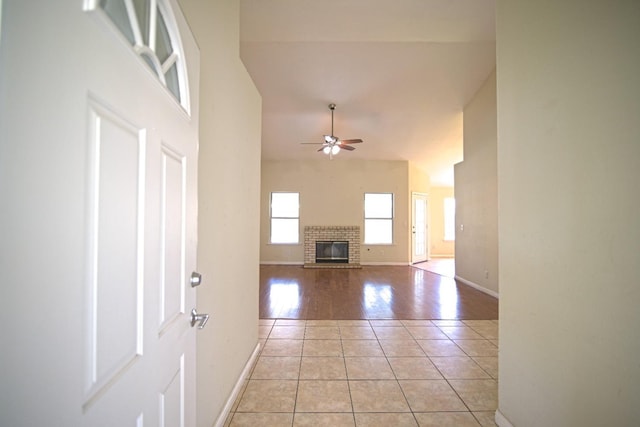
97, 0, 187, 108
165, 62, 180, 102
365, 193, 392, 218
364, 219, 392, 244
271, 219, 299, 244
132, 0, 150, 45
140, 51, 158, 74
100, 0, 135, 44
156, 8, 173, 64
415, 198, 426, 255
271, 193, 299, 218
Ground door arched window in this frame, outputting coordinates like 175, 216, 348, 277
87, 0, 190, 113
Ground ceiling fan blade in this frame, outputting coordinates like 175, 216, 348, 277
304, 105, 363, 156
300, 142, 324, 145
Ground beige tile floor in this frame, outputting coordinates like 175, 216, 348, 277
225, 319, 499, 427
412, 258, 455, 278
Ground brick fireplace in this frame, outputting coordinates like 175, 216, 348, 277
304, 226, 361, 268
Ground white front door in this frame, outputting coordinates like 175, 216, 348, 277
0, 1, 200, 425
411, 193, 429, 264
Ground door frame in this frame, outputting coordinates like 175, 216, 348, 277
411, 192, 429, 264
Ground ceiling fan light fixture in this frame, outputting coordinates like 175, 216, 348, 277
325, 135, 337, 144
331, 145, 340, 155
323, 146, 331, 155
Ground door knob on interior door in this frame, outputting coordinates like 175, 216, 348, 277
190, 308, 209, 329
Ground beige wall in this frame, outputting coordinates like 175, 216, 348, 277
180, 1, 262, 426
261, 159, 411, 264
454, 70, 498, 295
496, 1, 640, 426
428, 187, 455, 258
409, 162, 431, 194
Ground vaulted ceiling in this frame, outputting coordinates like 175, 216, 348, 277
239, 0, 496, 186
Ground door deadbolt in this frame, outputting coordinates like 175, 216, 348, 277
190, 272, 202, 287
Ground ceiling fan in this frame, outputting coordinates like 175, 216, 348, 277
301, 103, 363, 159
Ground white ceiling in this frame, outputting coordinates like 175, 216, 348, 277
239, 0, 496, 186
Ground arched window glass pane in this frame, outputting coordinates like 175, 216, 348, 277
99, 0, 135, 44
156, 10, 173, 64
95, 0, 187, 110
132, 0, 150, 45
140, 52, 159, 76
165, 62, 180, 101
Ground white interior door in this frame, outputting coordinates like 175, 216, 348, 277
411, 193, 429, 264
0, 1, 200, 425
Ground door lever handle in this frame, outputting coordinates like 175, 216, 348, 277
190, 308, 209, 329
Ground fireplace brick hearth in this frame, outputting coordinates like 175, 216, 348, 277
304, 226, 361, 268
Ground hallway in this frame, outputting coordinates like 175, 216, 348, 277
225, 266, 499, 426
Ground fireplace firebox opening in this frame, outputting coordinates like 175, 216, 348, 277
315, 241, 349, 264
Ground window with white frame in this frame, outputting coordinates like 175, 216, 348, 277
364, 193, 393, 244
444, 197, 456, 241
92, 0, 188, 110
270, 192, 299, 244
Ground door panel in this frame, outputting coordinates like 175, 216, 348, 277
160, 358, 184, 427
0, 1, 200, 425
85, 100, 145, 404
160, 144, 187, 331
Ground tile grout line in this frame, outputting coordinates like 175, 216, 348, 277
230, 319, 498, 426
428, 324, 497, 425
290, 326, 305, 427
338, 322, 357, 425
379, 322, 424, 426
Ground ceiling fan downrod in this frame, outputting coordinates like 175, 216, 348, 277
329, 103, 336, 137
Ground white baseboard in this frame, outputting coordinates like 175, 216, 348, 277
260, 261, 304, 265
360, 262, 408, 266
213, 342, 261, 427
454, 275, 499, 299
495, 409, 514, 427
262, 261, 423, 267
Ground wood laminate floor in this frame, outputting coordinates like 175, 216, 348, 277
259, 265, 498, 320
